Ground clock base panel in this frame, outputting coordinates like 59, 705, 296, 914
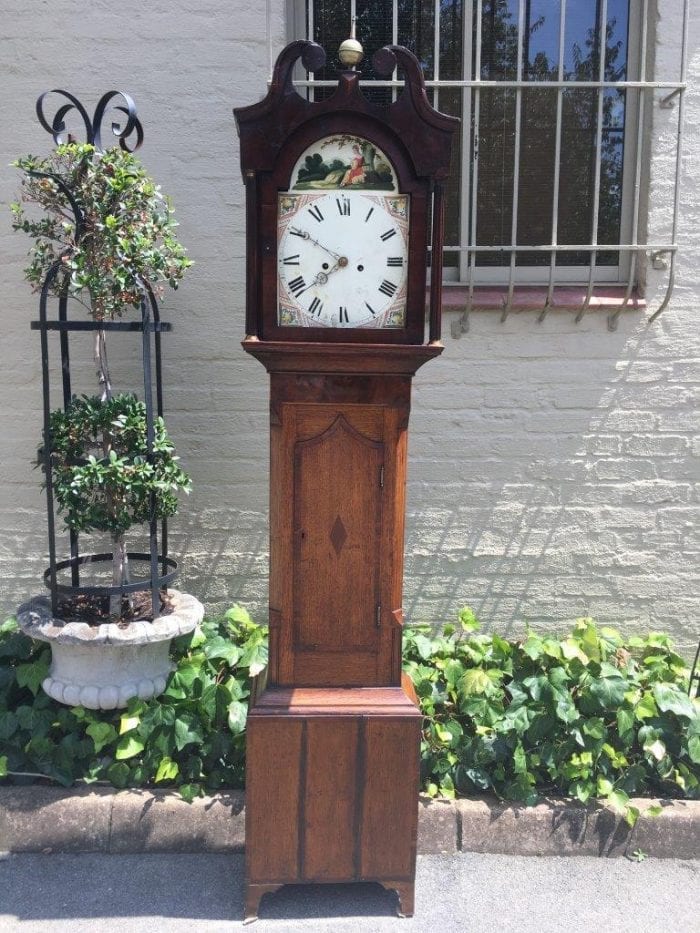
244, 675, 421, 920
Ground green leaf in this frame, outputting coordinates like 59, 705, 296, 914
412, 634, 434, 661
15, 657, 50, 696
204, 636, 241, 666
174, 716, 204, 751
644, 738, 666, 762
582, 718, 606, 740
119, 713, 140, 735
0, 755, 7, 777
653, 684, 696, 720
15, 705, 54, 736
635, 692, 658, 721
500, 704, 530, 735
444, 659, 464, 690
513, 742, 527, 774
606, 788, 630, 815
688, 735, 700, 764
115, 734, 145, 760
0, 711, 19, 740
225, 605, 254, 626
241, 643, 268, 678
616, 707, 635, 738
589, 672, 627, 709
179, 782, 202, 803
106, 761, 131, 788
86, 721, 118, 754
458, 607, 480, 632
521, 634, 544, 661
625, 805, 641, 828
155, 756, 179, 782
228, 701, 248, 735
462, 668, 492, 696
439, 773, 456, 799
571, 779, 595, 804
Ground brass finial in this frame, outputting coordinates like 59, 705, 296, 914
338, 16, 364, 69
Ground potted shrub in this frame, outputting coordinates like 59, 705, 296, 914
12, 99, 203, 709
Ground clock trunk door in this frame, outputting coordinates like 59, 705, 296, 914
292, 414, 384, 686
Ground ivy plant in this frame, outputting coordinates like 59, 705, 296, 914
0, 606, 267, 801
1, 607, 698, 819
404, 610, 700, 825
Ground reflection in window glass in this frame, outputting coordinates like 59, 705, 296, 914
306, 0, 631, 279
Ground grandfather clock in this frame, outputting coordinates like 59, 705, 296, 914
234, 32, 457, 922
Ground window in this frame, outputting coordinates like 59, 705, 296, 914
291, 1, 688, 322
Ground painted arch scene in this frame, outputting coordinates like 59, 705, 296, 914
291, 134, 397, 191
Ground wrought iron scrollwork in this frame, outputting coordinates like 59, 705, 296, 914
35, 89, 143, 152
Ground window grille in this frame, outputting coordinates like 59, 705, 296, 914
287, 0, 688, 327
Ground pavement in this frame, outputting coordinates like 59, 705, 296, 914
1, 851, 698, 933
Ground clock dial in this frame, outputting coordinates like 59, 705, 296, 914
278, 191, 409, 328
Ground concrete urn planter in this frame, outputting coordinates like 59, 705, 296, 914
16, 589, 204, 709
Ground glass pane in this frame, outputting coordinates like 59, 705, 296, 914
438, 87, 463, 269
474, 0, 630, 269
308, 0, 631, 280
398, 0, 435, 79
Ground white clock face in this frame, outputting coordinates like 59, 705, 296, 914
277, 191, 409, 328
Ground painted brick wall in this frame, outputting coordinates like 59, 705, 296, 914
0, 2, 697, 652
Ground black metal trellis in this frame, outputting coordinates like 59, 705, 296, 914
689, 641, 700, 699
28, 90, 178, 620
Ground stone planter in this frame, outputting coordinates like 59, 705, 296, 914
16, 589, 204, 709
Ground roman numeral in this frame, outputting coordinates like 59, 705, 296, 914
365, 206, 374, 222
336, 196, 351, 216
339, 306, 349, 323
380, 228, 397, 241
308, 297, 323, 317
378, 279, 398, 298
387, 256, 404, 267
282, 254, 300, 265
308, 204, 324, 222
289, 226, 306, 238
365, 302, 376, 316
288, 275, 306, 297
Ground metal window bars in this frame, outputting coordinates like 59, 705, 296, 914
28, 91, 178, 620
295, 0, 689, 329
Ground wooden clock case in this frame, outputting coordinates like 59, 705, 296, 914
234, 40, 457, 921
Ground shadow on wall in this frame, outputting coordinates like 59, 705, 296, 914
403, 309, 698, 649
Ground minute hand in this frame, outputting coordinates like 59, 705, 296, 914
296, 229, 342, 261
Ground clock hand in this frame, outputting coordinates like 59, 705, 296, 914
289, 226, 342, 261
306, 261, 341, 289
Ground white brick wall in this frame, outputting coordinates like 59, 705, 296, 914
0, 2, 697, 652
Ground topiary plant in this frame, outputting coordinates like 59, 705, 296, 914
13, 141, 192, 619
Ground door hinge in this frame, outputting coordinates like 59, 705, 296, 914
379, 465, 385, 488
376, 604, 382, 628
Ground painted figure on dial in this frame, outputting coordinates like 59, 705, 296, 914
340, 144, 365, 187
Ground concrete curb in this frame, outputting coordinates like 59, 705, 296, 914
0, 788, 697, 859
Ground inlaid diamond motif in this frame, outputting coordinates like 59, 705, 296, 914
330, 515, 348, 556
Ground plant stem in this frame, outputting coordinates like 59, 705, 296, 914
110, 532, 130, 618
94, 323, 131, 617
93, 328, 112, 402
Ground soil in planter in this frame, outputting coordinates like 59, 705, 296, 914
56, 589, 175, 627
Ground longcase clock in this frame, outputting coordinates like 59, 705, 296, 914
234, 34, 457, 922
